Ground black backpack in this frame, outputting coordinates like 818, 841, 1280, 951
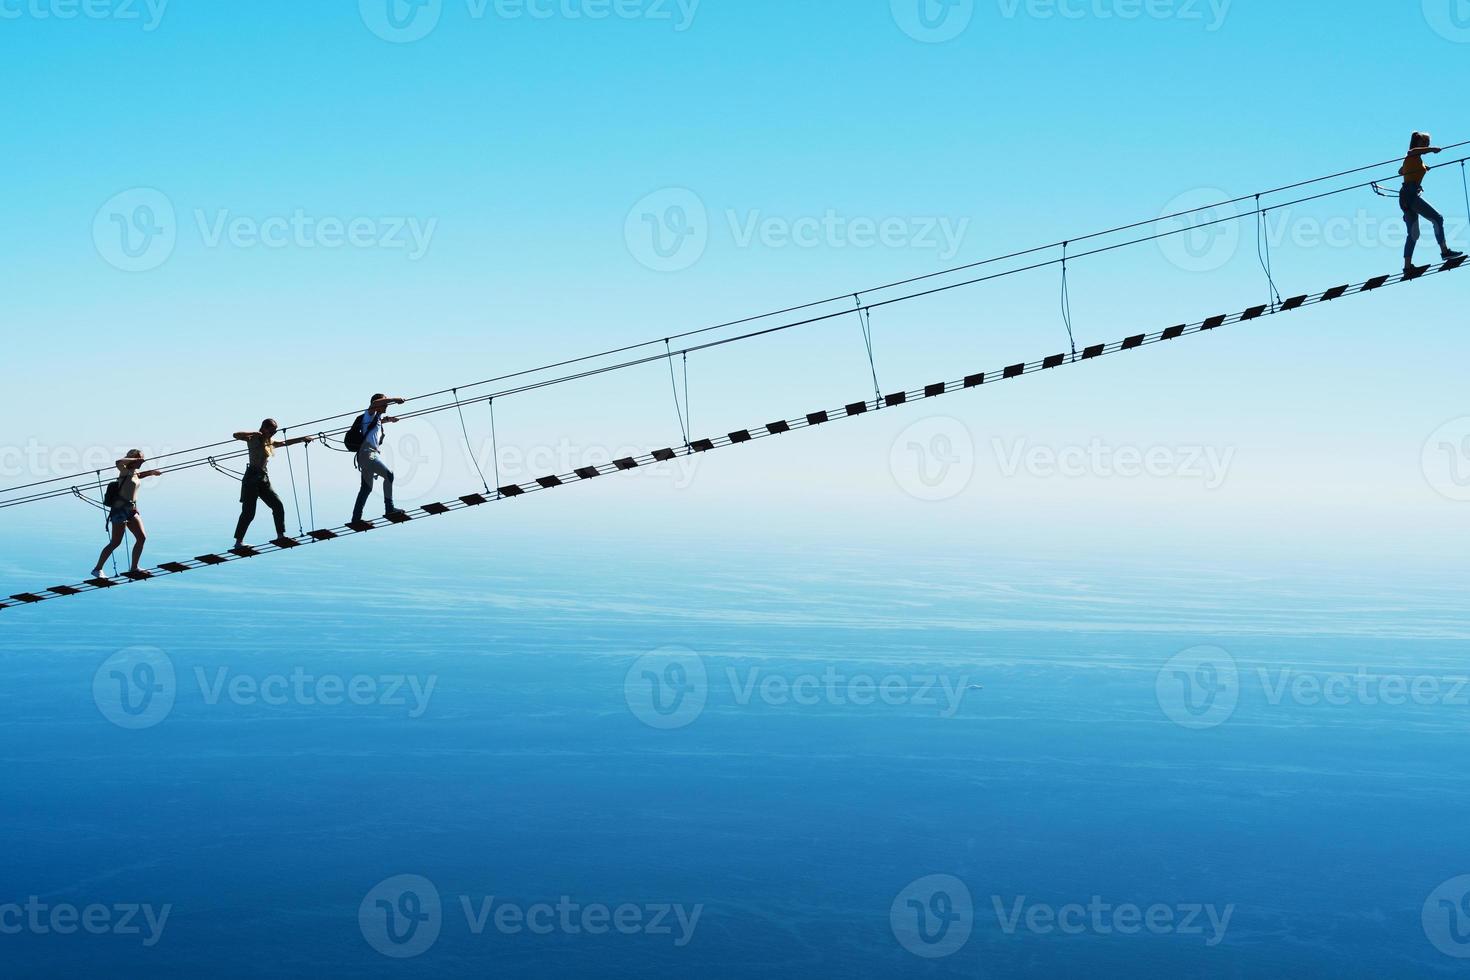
343, 412, 383, 453
102, 480, 122, 509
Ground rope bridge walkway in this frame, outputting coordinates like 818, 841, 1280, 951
2, 254, 1463, 613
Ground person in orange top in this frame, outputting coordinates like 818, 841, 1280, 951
1400, 131, 1465, 273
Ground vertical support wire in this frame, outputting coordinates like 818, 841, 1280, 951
1060, 242, 1077, 358
682, 352, 691, 441
1461, 161, 1469, 243
303, 437, 315, 531
854, 294, 881, 405
282, 429, 305, 536
1255, 197, 1282, 311
454, 388, 491, 494
488, 398, 502, 496
665, 340, 691, 449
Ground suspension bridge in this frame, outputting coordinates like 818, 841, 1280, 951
3, 144, 1467, 612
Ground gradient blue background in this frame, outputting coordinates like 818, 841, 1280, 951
3, 1, 1470, 976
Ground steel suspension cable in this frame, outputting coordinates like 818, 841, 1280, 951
5, 153, 1469, 511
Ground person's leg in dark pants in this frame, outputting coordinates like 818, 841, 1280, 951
1402, 188, 1422, 266
1413, 196, 1450, 255
378, 460, 396, 513
355, 451, 398, 518
354, 452, 376, 522
235, 481, 261, 545
257, 481, 287, 539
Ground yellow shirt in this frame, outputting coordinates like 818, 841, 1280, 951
1401, 153, 1428, 185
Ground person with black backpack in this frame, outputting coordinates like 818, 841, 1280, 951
90, 450, 163, 579
348, 394, 408, 524
231, 419, 314, 549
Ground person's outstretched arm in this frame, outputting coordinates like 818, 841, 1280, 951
369, 396, 407, 414
1408, 146, 1443, 157
270, 435, 316, 449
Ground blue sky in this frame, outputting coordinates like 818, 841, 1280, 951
4, 0, 1470, 575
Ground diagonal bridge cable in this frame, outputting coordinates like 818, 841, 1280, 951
3, 145, 1468, 510
2, 256, 1464, 611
